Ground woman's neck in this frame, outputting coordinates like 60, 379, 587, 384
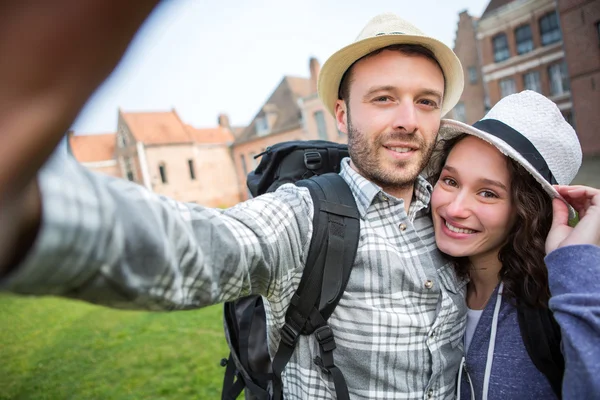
466, 252, 503, 310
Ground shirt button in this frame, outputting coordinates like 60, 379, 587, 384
424, 280, 434, 289
381, 194, 389, 202
427, 389, 433, 399
399, 223, 407, 231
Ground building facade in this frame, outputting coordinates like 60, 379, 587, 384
448, 11, 487, 124
70, 56, 356, 205
450, 0, 599, 186
70, 110, 241, 208
558, 0, 600, 156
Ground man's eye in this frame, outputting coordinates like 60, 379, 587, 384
419, 99, 438, 108
373, 96, 390, 102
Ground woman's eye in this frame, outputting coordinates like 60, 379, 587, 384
442, 177, 457, 187
479, 190, 498, 199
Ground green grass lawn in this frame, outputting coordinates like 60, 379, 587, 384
0, 295, 232, 399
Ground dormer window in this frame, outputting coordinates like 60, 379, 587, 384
255, 116, 270, 136
117, 127, 128, 148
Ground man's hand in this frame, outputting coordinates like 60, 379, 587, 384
546, 185, 600, 254
0, 1, 160, 273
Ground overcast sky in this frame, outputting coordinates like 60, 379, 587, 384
71, 0, 489, 134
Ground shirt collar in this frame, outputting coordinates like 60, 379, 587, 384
339, 158, 433, 219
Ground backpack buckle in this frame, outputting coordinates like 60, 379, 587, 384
314, 325, 336, 352
304, 151, 322, 170
280, 323, 300, 347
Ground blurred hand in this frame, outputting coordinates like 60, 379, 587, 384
546, 185, 600, 254
0, 0, 159, 274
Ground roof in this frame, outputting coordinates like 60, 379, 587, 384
481, 0, 516, 18
236, 76, 312, 143
120, 110, 192, 145
185, 125, 234, 144
69, 133, 116, 162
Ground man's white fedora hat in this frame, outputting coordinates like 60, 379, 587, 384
439, 90, 583, 218
317, 12, 464, 117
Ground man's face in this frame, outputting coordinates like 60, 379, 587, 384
335, 50, 444, 194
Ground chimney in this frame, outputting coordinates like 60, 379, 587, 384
309, 57, 321, 94
218, 113, 230, 129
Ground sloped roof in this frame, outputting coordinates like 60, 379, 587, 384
185, 125, 234, 144
69, 133, 116, 162
120, 110, 192, 145
236, 76, 312, 143
481, 0, 516, 18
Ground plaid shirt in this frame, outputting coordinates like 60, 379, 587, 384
5, 151, 467, 399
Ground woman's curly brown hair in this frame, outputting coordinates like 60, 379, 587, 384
428, 134, 553, 308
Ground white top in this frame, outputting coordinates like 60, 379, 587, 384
465, 308, 484, 353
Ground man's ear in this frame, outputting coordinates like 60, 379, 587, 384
335, 99, 348, 134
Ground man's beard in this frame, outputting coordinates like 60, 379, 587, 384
347, 115, 435, 191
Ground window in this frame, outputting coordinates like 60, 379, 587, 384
563, 111, 575, 128
515, 25, 534, 55
523, 71, 542, 93
548, 62, 570, 96
188, 159, 195, 180
454, 103, 466, 122
468, 66, 478, 84
117, 133, 127, 148
499, 77, 516, 98
314, 110, 328, 140
493, 33, 510, 62
255, 117, 270, 136
240, 154, 248, 175
124, 156, 135, 181
540, 11, 562, 46
159, 163, 167, 184
249, 152, 257, 168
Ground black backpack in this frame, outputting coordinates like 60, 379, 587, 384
221, 140, 360, 400
517, 304, 565, 398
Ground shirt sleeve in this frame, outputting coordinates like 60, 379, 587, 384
2, 148, 314, 310
545, 244, 600, 399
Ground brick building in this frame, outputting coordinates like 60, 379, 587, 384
68, 132, 121, 178
447, 11, 486, 124
450, 0, 599, 186
558, 0, 600, 157
69, 110, 241, 208
69, 56, 352, 204
230, 57, 344, 200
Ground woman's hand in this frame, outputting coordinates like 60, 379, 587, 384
546, 185, 600, 253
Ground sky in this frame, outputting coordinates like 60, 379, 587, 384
71, 0, 490, 134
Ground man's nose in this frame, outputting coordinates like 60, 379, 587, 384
391, 100, 418, 134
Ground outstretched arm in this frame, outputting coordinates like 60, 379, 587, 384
2, 152, 313, 310
545, 185, 600, 399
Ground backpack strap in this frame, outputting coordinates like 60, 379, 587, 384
517, 303, 565, 398
271, 173, 360, 400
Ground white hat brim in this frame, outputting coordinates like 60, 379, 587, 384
318, 34, 464, 118
439, 118, 577, 220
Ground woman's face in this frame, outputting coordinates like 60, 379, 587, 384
431, 136, 516, 262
